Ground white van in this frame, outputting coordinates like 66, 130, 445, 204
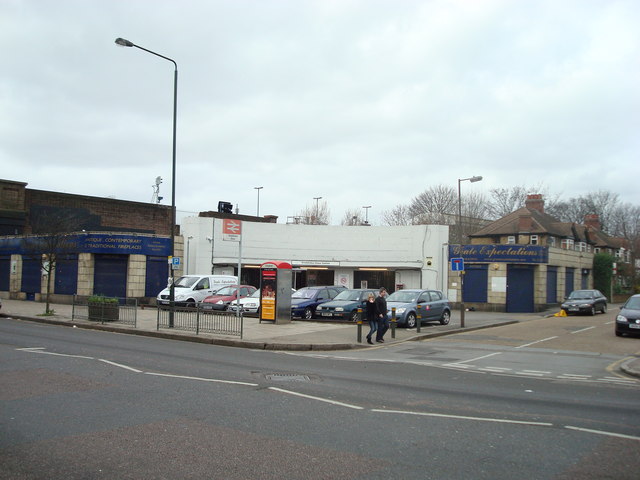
156, 274, 238, 307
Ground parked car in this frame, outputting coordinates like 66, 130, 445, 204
202, 285, 257, 311
385, 289, 451, 328
616, 294, 640, 337
157, 274, 237, 307
561, 289, 608, 316
228, 288, 296, 316
291, 286, 346, 319
315, 288, 378, 322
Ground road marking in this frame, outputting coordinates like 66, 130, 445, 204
145, 372, 258, 387
515, 336, 558, 348
571, 327, 596, 334
371, 409, 553, 427
18, 349, 95, 360
514, 371, 545, 377
446, 352, 502, 365
521, 370, 551, 374
479, 367, 512, 373
16, 347, 45, 351
98, 359, 143, 373
268, 387, 364, 410
564, 425, 640, 441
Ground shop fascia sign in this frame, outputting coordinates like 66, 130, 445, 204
291, 260, 340, 267
449, 244, 549, 264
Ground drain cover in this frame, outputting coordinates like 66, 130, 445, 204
264, 373, 312, 382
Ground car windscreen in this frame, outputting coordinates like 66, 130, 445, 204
387, 291, 418, 303
624, 298, 640, 309
568, 291, 594, 299
292, 289, 316, 299
173, 276, 199, 288
334, 290, 363, 301
215, 286, 237, 296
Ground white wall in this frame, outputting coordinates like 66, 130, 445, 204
181, 217, 449, 292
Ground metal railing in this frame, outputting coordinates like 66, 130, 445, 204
72, 295, 138, 326
157, 304, 243, 338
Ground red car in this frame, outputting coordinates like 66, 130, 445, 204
202, 285, 257, 311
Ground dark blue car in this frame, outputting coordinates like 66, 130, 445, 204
291, 286, 345, 319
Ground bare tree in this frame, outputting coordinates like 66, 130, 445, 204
341, 208, 365, 226
294, 200, 331, 225
486, 184, 547, 219
27, 208, 84, 314
381, 204, 412, 226
409, 185, 457, 225
547, 190, 620, 233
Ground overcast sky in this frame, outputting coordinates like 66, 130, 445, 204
1, 0, 638, 226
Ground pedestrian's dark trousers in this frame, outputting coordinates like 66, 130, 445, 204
376, 317, 389, 341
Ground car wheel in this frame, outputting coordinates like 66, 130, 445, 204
601, 304, 607, 314
186, 299, 196, 309
440, 310, 451, 325
350, 310, 360, 322
406, 312, 417, 329
303, 307, 313, 320
589, 306, 596, 316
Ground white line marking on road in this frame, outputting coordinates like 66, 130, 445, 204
603, 321, 614, 325
479, 367, 512, 373
18, 349, 94, 360
16, 347, 45, 351
515, 336, 558, 348
268, 387, 364, 410
371, 409, 553, 427
144, 372, 258, 387
447, 352, 502, 365
557, 374, 591, 378
521, 370, 551, 374
564, 426, 640, 441
98, 359, 142, 373
571, 327, 596, 334
515, 372, 545, 377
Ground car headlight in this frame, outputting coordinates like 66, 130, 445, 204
617, 315, 628, 322
335, 307, 343, 312
246, 302, 257, 308
396, 307, 406, 315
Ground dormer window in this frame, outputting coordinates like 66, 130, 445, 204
507, 236, 516, 245
530, 235, 539, 245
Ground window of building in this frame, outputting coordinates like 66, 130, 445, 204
561, 238, 574, 250
549, 236, 556, 247
577, 242, 587, 252
594, 247, 601, 253
507, 236, 516, 245
530, 235, 539, 245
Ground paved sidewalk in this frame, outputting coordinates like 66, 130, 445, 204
1, 298, 639, 378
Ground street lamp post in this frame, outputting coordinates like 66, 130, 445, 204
186, 236, 193, 274
254, 186, 263, 217
116, 37, 178, 326
457, 175, 483, 328
362, 205, 372, 225
313, 196, 322, 224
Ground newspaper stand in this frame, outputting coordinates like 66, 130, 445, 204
259, 261, 292, 324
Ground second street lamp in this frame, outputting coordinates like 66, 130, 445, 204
115, 37, 178, 326
457, 175, 482, 328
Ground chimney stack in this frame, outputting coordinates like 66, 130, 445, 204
584, 214, 601, 231
525, 194, 544, 213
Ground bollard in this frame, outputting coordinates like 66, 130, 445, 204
416, 304, 421, 333
391, 307, 396, 339
356, 307, 363, 343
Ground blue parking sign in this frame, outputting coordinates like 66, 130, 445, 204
451, 257, 465, 271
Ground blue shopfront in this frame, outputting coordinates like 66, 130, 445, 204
0, 233, 171, 302
449, 244, 549, 313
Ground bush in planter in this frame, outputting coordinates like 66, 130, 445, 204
88, 295, 119, 322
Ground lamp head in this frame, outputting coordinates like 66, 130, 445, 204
115, 37, 134, 47
470, 176, 483, 183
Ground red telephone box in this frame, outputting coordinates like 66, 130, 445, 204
259, 261, 293, 324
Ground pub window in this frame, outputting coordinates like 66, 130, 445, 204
549, 236, 556, 247
507, 236, 516, 245
530, 235, 539, 245
577, 242, 587, 252
594, 247, 601, 253
561, 238, 574, 250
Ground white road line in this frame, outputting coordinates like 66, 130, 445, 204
603, 321, 614, 325
16, 347, 45, 351
564, 425, 640, 441
446, 352, 502, 365
19, 350, 95, 360
521, 370, 551, 374
268, 387, 364, 410
557, 374, 591, 379
514, 372, 545, 377
571, 327, 596, 334
515, 336, 558, 349
144, 372, 258, 387
98, 359, 143, 373
371, 409, 553, 427
479, 367, 512, 373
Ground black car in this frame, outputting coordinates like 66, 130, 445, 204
561, 289, 608, 316
616, 294, 640, 337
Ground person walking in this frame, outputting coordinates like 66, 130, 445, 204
375, 287, 389, 343
365, 292, 378, 345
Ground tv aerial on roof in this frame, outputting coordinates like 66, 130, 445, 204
151, 176, 163, 204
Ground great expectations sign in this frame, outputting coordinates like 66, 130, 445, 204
449, 244, 548, 264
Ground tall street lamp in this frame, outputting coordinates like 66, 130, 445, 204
115, 37, 178, 326
254, 186, 263, 217
457, 175, 482, 328
313, 196, 322, 224
362, 205, 372, 225
186, 236, 193, 274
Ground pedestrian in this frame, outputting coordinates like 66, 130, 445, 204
365, 292, 378, 344
375, 287, 389, 343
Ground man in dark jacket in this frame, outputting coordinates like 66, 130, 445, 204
375, 287, 389, 343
